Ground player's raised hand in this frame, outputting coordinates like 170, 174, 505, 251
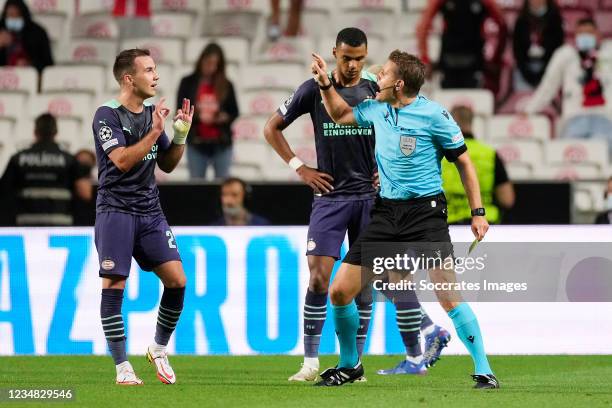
297, 165, 334, 194
311, 53, 329, 86
471, 216, 489, 241
174, 98, 195, 124
153, 97, 170, 134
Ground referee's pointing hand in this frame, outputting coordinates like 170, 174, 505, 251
471, 216, 489, 241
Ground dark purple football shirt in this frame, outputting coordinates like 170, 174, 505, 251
277, 73, 378, 200
92, 99, 170, 215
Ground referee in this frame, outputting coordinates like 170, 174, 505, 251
0, 113, 92, 226
311, 50, 498, 388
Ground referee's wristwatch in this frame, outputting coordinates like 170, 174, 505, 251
471, 208, 486, 217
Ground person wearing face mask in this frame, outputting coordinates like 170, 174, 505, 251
523, 18, 612, 158
512, 0, 564, 90
0, 0, 53, 74
594, 177, 612, 224
211, 177, 269, 226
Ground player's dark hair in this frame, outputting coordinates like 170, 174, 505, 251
113, 48, 151, 83
336, 27, 367, 48
34, 113, 57, 141
577, 17, 596, 28
388, 50, 425, 97
194, 42, 230, 101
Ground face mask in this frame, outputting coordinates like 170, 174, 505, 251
531, 5, 547, 17
222, 205, 243, 217
5, 17, 24, 32
607, 195, 612, 211
576, 33, 597, 52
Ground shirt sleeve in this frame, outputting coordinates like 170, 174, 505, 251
493, 152, 509, 186
431, 107, 467, 162
92, 107, 125, 155
352, 99, 378, 127
277, 79, 316, 126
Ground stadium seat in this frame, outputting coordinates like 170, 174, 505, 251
241, 64, 306, 92
42, 65, 106, 95
71, 15, 120, 39
334, 11, 395, 40
55, 119, 86, 153
544, 140, 609, 171
0, 92, 27, 121
0, 67, 38, 95
232, 139, 270, 167
603, 0, 612, 9
534, 164, 602, 181
252, 37, 314, 65
229, 163, 264, 181
32, 14, 67, 44
0, 117, 14, 146
78, 0, 114, 16
574, 182, 607, 212
30, 93, 93, 122
434, 89, 495, 116
557, 0, 598, 10
503, 162, 532, 180
601, 40, 612, 60
232, 115, 268, 142
240, 90, 288, 116
282, 116, 315, 144
151, 12, 195, 38
495, 0, 522, 11
57, 39, 118, 66
150, 0, 205, 13
595, 12, 612, 37
561, 9, 590, 36
407, 0, 428, 11
184, 37, 249, 66
120, 38, 183, 66
206, 0, 267, 38
487, 115, 551, 142
338, 0, 402, 12
491, 140, 543, 172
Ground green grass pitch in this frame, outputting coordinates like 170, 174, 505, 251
1, 355, 611, 407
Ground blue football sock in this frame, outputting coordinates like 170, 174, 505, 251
332, 302, 359, 368
448, 303, 493, 375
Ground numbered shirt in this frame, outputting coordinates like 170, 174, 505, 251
353, 95, 467, 199
277, 75, 378, 200
92, 99, 171, 215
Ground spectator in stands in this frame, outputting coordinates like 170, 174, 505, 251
523, 18, 612, 158
75, 148, 97, 179
0, 113, 92, 226
594, 176, 612, 224
177, 43, 239, 180
0, 0, 53, 74
513, 0, 564, 91
416, 0, 507, 93
211, 177, 269, 226
113, 0, 152, 40
268, 0, 303, 41
442, 105, 515, 224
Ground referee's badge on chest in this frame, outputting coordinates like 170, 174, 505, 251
399, 135, 416, 157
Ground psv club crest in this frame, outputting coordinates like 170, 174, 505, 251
400, 135, 416, 157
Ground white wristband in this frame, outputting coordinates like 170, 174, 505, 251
288, 156, 304, 171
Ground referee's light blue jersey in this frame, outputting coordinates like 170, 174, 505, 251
353, 95, 466, 200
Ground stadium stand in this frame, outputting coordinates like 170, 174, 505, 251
0, 0, 608, 196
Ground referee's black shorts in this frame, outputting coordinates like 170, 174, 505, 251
343, 193, 453, 266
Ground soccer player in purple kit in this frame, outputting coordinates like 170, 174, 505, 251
92, 49, 194, 385
264, 28, 450, 381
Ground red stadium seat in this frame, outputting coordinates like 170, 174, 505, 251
494, 0, 522, 11
562, 9, 591, 36
252, 37, 314, 65
150, 0, 205, 13
232, 115, 268, 142
595, 12, 612, 36
602, 0, 612, 9
557, 0, 598, 11
207, 0, 266, 38
72, 15, 119, 39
